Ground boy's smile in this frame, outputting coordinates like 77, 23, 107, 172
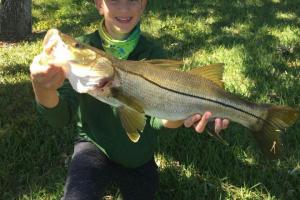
115, 17, 133, 23
96, 0, 147, 40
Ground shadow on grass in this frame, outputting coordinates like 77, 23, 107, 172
156, 123, 300, 199
0, 79, 76, 199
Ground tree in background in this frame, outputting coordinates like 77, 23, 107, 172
0, 0, 32, 40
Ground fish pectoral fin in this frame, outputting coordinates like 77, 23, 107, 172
118, 106, 146, 143
112, 89, 144, 113
188, 63, 225, 88
144, 59, 183, 71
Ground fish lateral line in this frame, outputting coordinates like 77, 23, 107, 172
115, 66, 267, 124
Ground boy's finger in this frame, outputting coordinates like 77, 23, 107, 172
46, 65, 64, 77
44, 70, 65, 89
222, 119, 230, 129
184, 114, 201, 128
32, 66, 63, 84
214, 118, 222, 134
32, 69, 55, 84
194, 112, 211, 133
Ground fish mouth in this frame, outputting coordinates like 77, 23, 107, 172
96, 77, 113, 89
98, 79, 110, 88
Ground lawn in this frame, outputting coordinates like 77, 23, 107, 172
0, 0, 300, 199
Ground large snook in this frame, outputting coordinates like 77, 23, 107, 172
36, 29, 299, 159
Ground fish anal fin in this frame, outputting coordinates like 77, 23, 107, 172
118, 106, 146, 143
189, 63, 225, 88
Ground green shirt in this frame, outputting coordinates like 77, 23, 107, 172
37, 31, 166, 168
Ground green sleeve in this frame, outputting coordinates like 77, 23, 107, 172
36, 81, 79, 128
149, 117, 165, 130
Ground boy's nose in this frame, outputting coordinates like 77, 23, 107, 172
118, 1, 130, 12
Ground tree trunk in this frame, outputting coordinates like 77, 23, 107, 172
0, 0, 32, 40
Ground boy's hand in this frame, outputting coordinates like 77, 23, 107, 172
162, 112, 229, 134
30, 55, 65, 91
184, 112, 229, 134
30, 55, 66, 108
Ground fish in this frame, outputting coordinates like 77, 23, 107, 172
36, 28, 299, 159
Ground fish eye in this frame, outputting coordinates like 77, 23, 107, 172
74, 43, 82, 48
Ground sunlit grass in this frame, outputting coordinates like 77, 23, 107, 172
275, 11, 298, 20
1, 0, 300, 199
270, 27, 300, 47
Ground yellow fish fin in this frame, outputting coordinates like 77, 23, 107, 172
188, 63, 225, 88
252, 105, 299, 159
118, 106, 146, 143
144, 59, 183, 71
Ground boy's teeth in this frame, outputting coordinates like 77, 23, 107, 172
116, 17, 132, 22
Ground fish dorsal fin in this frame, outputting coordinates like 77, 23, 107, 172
188, 63, 225, 88
118, 106, 146, 143
144, 59, 183, 71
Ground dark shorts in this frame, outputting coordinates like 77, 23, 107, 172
62, 140, 159, 200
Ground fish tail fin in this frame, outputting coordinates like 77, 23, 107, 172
252, 105, 299, 159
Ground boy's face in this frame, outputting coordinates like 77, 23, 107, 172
96, 0, 147, 39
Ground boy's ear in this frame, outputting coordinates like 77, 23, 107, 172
95, 0, 104, 15
141, 0, 148, 11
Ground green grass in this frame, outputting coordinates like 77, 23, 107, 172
1, 0, 300, 199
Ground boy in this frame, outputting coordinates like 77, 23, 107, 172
30, 0, 229, 199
